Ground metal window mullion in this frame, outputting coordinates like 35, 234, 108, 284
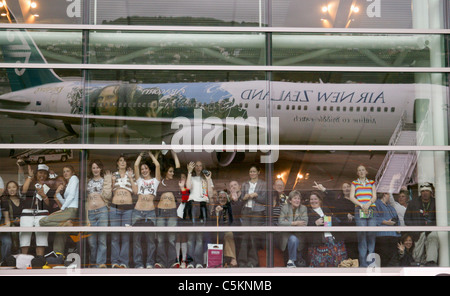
2, 226, 449, 233
1, 144, 450, 151
0, 63, 449, 73
0, 23, 449, 34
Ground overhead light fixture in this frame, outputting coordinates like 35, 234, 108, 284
351, 5, 359, 13
30, 1, 37, 9
321, 6, 328, 13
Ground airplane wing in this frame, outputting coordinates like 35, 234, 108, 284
0, 96, 30, 105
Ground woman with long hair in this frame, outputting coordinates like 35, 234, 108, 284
132, 151, 160, 269
155, 157, 182, 268
110, 154, 138, 268
349, 164, 377, 267
86, 160, 112, 268
185, 160, 214, 268
40, 165, 80, 255
238, 164, 267, 268
1, 180, 24, 260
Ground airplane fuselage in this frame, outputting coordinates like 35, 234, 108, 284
0, 80, 421, 146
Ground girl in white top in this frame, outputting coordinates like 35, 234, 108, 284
110, 155, 137, 268
132, 151, 160, 268
133, 151, 161, 212
185, 161, 213, 268
39, 165, 79, 254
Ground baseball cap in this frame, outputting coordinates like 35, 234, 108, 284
419, 182, 433, 193
37, 164, 49, 172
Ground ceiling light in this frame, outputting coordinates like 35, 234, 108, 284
351, 5, 359, 13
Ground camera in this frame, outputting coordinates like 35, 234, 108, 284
35, 183, 42, 189
202, 169, 210, 177
17, 158, 30, 166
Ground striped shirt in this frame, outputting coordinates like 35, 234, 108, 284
352, 179, 376, 207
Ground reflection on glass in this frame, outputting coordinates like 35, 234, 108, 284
0, 0, 83, 25
88, 31, 265, 66
0, 29, 82, 64
272, 34, 434, 68
94, 0, 265, 27
272, 0, 446, 30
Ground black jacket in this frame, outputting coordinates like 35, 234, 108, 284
404, 197, 436, 241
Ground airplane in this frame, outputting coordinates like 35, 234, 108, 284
0, 6, 440, 171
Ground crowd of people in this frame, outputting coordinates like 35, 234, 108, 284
0, 152, 440, 269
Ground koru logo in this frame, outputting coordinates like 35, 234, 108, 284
66, 0, 81, 18
366, 0, 381, 18
6, 29, 31, 76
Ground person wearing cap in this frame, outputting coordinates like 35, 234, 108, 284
208, 190, 237, 267
404, 182, 439, 266
19, 164, 58, 257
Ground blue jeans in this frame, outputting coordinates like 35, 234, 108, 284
109, 206, 133, 267
87, 206, 109, 266
156, 208, 178, 267
355, 208, 377, 267
186, 202, 207, 266
287, 235, 302, 262
132, 209, 156, 268
0, 233, 12, 261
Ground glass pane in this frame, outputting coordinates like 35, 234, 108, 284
0, 29, 83, 64
272, 72, 449, 146
272, 0, 447, 29
0, 68, 82, 144
88, 31, 266, 66
0, 149, 448, 269
86, 70, 267, 145
272, 149, 449, 267
93, 0, 266, 27
1, 0, 84, 25
272, 33, 444, 68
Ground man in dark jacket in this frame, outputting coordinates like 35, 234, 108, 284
404, 182, 439, 266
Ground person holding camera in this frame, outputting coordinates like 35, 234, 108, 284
185, 160, 214, 268
404, 182, 439, 266
20, 164, 58, 257
374, 192, 401, 267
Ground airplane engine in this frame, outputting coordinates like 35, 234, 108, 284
175, 150, 237, 169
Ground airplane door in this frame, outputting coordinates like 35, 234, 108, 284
413, 98, 430, 124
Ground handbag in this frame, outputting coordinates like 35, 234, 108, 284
177, 202, 185, 219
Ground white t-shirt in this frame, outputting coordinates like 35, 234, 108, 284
245, 181, 258, 208
137, 177, 159, 196
313, 207, 332, 238
189, 176, 213, 202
